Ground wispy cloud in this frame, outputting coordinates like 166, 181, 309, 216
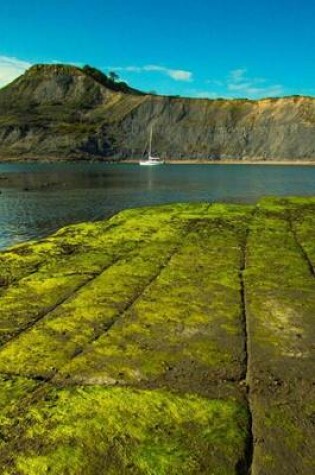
226, 69, 283, 97
0, 56, 32, 87
108, 64, 193, 82
229, 68, 248, 83
200, 68, 285, 99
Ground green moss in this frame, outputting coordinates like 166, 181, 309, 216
245, 202, 315, 356
0, 273, 89, 345
59, 215, 247, 385
252, 397, 315, 474
4, 386, 248, 475
0, 240, 185, 376
0, 376, 38, 413
264, 407, 304, 450
0, 203, 253, 386
0, 200, 314, 474
0, 205, 187, 346
0, 376, 40, 451
288, 201, 315, 268
245, 198, 315, 475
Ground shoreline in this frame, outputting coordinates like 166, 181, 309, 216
1, 156, 315, 166
131, 159, 315, 166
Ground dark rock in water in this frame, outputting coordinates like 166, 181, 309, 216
0, 63, 315, 161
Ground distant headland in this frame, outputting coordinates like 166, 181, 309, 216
0, 63, 315, 162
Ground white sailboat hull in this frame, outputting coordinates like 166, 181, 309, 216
139, 158, 165, 166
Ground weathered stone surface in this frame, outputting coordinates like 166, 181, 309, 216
245, 198, 315, 475
0, 203, 251, 474
0, 199, 314, 474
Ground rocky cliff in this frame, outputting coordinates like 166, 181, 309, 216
0, 64, 315, 161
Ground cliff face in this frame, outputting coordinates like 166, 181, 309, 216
0, 64, 315, 161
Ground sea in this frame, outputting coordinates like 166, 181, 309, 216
1, 162, 315, 249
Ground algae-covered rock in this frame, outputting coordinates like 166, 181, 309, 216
0, 200, 314, 474
245, 198, 315, 474
1, 386, 248, 475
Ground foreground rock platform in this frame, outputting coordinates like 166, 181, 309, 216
0, 198, 314, 474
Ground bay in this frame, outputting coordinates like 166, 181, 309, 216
1, 162, 315, 249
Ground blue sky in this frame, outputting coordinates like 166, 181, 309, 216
1, 0, 314, 98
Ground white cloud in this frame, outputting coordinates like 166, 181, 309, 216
225, 69, 284, 97
166, 69, 192, 81
205, 79, 224, 87
0, 56, 32, 87
108, 64, 193, 82
229, 68, 247, 83
188, 90, 218, 99
226, 69, 284, 98
191, 69, 285, 99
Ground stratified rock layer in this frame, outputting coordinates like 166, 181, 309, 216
1, 64, 315, 161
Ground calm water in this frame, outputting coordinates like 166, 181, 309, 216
1, 162, 315, 249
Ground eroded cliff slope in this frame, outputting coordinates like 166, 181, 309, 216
0, 64, 315, 161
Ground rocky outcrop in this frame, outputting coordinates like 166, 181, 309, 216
0, 64, 315, 161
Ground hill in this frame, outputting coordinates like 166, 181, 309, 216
0, 64, 315, 161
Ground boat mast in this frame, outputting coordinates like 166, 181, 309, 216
149, 126, 153, 157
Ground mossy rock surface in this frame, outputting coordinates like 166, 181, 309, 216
245, 198, 315, 474
0, 199, 314, 474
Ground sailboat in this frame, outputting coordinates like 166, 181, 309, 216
139, 126, 164, 166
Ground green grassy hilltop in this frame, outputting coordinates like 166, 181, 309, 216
0, 198, 314, 474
